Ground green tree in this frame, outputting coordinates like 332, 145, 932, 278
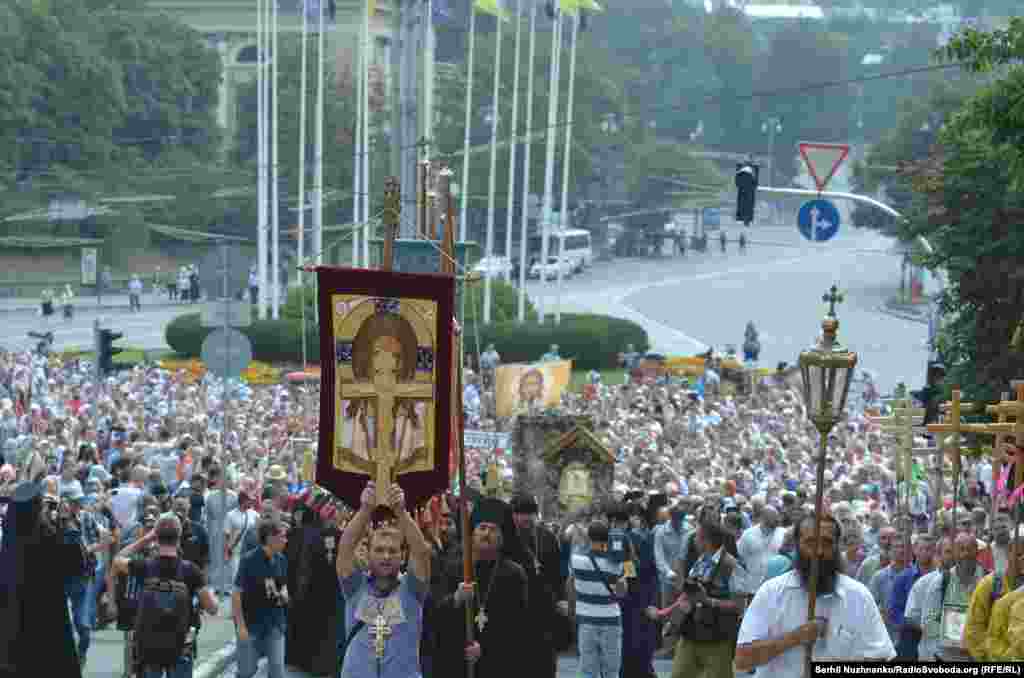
0, 0, 226, 264
891, 22, 1024, 399
850, 81, 978, 233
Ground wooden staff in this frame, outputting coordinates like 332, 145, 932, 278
454, 323, 476, 678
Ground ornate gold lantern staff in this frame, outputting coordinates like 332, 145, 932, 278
797, 285, 858, 678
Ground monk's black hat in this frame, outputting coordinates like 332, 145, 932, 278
472, 497, 509, 530
510, 494, 538, 515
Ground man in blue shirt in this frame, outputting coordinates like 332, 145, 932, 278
888, 536, 935, 659
335, 481, 432, 678
233, 516, 290, 678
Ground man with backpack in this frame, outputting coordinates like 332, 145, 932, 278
112, 513, 219, 678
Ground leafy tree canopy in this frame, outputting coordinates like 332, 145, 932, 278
889, 22, 1024, 399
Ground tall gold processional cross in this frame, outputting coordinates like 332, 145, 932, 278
868, 398, 924, 544
346, 374, 435, 506
954, 383, 1024, 587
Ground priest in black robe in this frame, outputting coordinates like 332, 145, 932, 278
509, 493, 566, 678
618, 501, 659, 678
286, 496, 342, 676
434, 497, 529, 678
0, 482, 85, 678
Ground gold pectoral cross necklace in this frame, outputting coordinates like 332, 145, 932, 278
475, 559, 502, 634
373, 612, 392, 658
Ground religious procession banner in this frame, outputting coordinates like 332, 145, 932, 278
315, 266, 455, 510
494, 360, 572, 418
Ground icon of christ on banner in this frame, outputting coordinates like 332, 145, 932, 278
334, 296, 438, 496
315, 266, 454, 511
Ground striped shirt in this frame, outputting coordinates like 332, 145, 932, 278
607, 527, 629, 567
572, 551, 623, 626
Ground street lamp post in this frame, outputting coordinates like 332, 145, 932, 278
797, 284, 858, 677
761, 116, 782, 189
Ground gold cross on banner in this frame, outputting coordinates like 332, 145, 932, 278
373, 613, 392, 658
346, 372, 435, 505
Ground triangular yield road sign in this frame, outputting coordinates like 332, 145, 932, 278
799, 142, 850, 193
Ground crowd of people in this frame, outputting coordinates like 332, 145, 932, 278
0, 343, 1021, 678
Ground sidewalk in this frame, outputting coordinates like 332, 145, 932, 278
85, 612, 237, 678
0, 293, 196, 316
875, 301, 929, 325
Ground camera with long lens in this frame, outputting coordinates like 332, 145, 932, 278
41, 496, 68, 534
680, 578, 707, 597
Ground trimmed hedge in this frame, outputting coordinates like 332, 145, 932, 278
165, 312, 320, 363
167, 310, 646, 371
464, 313, 649, 371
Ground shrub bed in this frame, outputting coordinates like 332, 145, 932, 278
167, 310, 645, 372
165, 313, 319, 364
464, 313, 649, 371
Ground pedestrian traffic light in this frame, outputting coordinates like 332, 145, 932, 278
735, 162, 759, 226
97, 328, 124, 375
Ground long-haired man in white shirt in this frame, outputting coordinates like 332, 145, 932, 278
735, 514, 895, 677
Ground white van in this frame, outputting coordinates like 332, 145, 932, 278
528, 228, 592, 273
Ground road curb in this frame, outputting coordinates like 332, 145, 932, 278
876, 304, 928, 325
0, 302, 185, 316
194, 642, 237, 678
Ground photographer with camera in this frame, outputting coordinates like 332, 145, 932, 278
112, 512, 219, 678
661, 520, 742, 678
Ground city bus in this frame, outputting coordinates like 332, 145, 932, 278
526, 228, 593, 273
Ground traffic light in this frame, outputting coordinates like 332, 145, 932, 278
735, 162, 759, 226
97, 328, 124, 375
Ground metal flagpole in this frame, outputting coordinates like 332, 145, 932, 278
361, 0, 371, 267
352, 13, 363, 268
458, 5, 476, 243
539, 3, 561, 323
516, 0, 536, 323
297, 0, 309, 291
482, 1, 503, 325
257, 0, 268, 320
555, 8, 577, 326
271, 0, 281, 318
504, 0, 522, 285
312, 0, 324, 323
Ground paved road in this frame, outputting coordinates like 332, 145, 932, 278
84, 611, 238, 678
212, 651, 675, 678
0, 295, 199, 354
524, 225, 927, 395
0, 225, 926, 396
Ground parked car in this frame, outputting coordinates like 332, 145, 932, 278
472, 256, 514, 279
530, 256, 574, 281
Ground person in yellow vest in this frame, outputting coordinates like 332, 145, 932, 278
984, 534, 1024, 660
964, 528, 1024, 660
1004, 579, 1024, 659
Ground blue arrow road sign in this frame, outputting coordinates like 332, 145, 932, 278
797, 199, 840, 242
